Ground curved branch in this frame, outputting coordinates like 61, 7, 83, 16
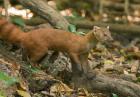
18, 0, 70, 31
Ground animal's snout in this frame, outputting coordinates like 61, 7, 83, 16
109, 38, 114, 42
108, 36, 114, 42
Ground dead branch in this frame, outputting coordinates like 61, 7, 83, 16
4, 0, 10, 20
18, 0, 70, 31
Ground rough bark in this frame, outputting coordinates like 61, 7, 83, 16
88, 74, 140, 97
17, 0, 70, 31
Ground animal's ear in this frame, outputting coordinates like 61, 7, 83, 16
93, 26, 100, 32
93, 26, 100, 40
107, 26, 110, 30
93, 26, 100, 30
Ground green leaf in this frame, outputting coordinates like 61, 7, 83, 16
68, 24, 77, 32
30, 66, 41, 73
112, 93, 118, 97
11, 17, 25, 27
42, 63, 50, 68
0, 71, 18, 86
0, 95, 5, 97
0, 94, 5, 97
76, 31, 85, 35
0, 91, 6, 97
68, 24, 85, 35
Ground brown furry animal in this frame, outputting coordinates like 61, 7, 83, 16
0, 18, 113, 75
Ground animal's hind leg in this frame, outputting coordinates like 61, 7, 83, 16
21, 48, 28, 62
28, 48, 48, 66
21, 48, 33, 66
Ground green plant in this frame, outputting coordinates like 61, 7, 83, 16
11, 16, 25, 27
68, 24, 76, 32
68, 24, 85, 35
0, 71, 18, 86
112, 93, 118, 97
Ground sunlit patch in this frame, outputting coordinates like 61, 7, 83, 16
134, 17, 140, 22
48, 1, 75, 17
126, 15, 140, 23
102, 13, 108, 22
115, 17, 120, 21
2, 7, 33, 19
127, 15, 133, 22
102, 13, 108, 18
81, 9, 86, 17
134, 10, 140, 17
60, 9, 74, 17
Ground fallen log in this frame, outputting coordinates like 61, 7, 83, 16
68, 18, 140, 37
88, 74, 140, 97
103, 0, 140, 11
132, 0, 140, 3
24, 17, 140, 37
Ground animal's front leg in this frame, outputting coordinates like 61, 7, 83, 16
80, 53, 97, 79
69, 53, 82, 75
79, 53, 89, 73
69, 53, 84, 89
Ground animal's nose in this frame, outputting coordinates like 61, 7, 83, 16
109, 37, 114, 42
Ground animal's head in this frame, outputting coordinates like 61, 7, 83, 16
92, 26, 113, 43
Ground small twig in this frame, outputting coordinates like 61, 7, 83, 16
4, 0, 10, 20
99, 0, 104, 15
131, 60, 139, 74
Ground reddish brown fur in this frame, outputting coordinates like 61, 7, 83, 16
0, 18, 113, 75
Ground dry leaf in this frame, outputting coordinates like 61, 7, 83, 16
17, 90, 31, 97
